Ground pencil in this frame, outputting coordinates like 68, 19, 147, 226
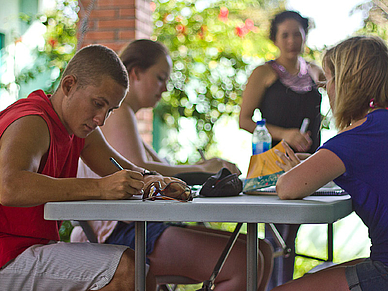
198, 149, 206, 161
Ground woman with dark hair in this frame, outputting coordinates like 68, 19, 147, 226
240, 10, 324, 153
239, 10, 325, 287
73, 39, 273, 290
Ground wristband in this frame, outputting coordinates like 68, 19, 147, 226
142, 169, 158, 176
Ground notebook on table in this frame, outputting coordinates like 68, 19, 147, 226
244, 181, 347, 196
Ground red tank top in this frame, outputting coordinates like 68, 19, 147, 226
0, 90, 85, 267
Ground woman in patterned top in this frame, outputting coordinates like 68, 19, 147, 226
239, 10, 325, 288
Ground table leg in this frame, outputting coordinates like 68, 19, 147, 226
247, 223, 258, 291
135, 221, 146, 291
328, 223, 333, 262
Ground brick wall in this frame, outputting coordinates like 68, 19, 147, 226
77, 0, 154, 145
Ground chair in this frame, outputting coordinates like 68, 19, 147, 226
74, 221, 201, 290
75, 221, 243, 291
266, 222, 337, 277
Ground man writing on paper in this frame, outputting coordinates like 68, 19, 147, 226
0, 44, 179, 290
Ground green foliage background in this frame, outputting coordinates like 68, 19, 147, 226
2, 0, 386, 286
151, 0, 286, 163
0, 0, 77, 95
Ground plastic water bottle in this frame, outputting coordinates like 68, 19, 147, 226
252, 119, 272, 155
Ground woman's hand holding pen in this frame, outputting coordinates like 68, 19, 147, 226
275, 141, 301, 172
282, 128, 312, 152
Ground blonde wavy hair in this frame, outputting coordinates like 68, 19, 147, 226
322, 36, 388, 130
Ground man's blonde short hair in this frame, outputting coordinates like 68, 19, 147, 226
61, 44, 129, 90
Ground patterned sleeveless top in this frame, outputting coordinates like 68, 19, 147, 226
258, 58, 322, 153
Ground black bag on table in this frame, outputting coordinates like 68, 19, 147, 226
199, 168, 242, 197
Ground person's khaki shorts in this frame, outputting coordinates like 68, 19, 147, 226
0, 241, 128, 290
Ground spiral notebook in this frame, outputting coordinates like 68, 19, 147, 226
244, 181, 347, 196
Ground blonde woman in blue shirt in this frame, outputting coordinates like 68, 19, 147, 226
273, 36, 388, 291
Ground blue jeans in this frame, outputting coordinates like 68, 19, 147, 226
105, 221, 170, 264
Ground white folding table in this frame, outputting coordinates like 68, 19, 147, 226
44, 194, 353, 291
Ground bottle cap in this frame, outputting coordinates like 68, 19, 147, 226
256, 119, 266, 126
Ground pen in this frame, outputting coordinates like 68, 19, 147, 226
300, 118, 310, 134
110, 157, 144, 196
110, 157, 124, 170
198, 149, 206, 161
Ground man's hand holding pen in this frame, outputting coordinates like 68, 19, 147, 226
107, 157, 187, 200
98, 169, 144, 199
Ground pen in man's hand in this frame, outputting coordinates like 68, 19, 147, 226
300, 118, 310, 134
110, 157, 144, 196
110, 157, 124, 170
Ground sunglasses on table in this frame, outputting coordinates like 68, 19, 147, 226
142, 181, 193, 202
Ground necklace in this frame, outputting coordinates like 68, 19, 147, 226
269, 57, 314, 93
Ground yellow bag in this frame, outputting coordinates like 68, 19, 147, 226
243, 142, 286, 192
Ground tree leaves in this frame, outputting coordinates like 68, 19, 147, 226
152, 0, 286, 162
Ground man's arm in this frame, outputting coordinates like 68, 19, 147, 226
0, 116, 144, 207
